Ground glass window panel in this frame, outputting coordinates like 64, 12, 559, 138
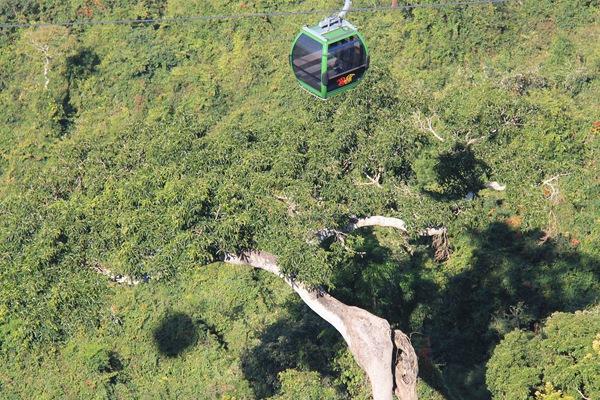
326, 36, 367, 91
292, 34, 323, 90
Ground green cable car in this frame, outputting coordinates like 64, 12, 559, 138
290, 0, 369, 99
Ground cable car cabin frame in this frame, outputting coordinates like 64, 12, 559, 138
290, 19, 369, 99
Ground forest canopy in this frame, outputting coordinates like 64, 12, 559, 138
0, 0, 598, 399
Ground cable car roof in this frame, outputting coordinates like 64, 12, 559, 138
302, 19, 358, 43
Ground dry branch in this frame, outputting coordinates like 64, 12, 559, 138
423, 227, 451, 262
414, 111, 444, 142
466, 136, 486, 146
91, 263, 145, 286
316, 216, 408, 243
542, 173, 570, 204
223, 250, 418, 400
577, 388, 591, 400
30, 41, 51, 89
485, 181, 507, 191
224, 215, 417, 400
347, 216, 408, 233
355, 166, 384, 188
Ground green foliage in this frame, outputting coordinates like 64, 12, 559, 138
270, 370, 339, 400
487, 308, 600, 400
333, 348, 371, 400
0, 265, 290, 398
534, 383, 575, 400
0, 0, 598, 399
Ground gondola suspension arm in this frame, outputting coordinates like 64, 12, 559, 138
339, 0, 352, 19
320, 0, 352, 29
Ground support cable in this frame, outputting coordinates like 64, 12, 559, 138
0, 0, 511, 30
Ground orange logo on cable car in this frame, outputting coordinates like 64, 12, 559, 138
337, 73, 356, 87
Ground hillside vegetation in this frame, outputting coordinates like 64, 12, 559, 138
0, 0, 599, 399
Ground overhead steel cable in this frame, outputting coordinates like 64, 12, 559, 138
0, 0, 510, 29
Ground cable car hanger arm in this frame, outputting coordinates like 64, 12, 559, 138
339, 0, 352, 19
320, 0, 352, 29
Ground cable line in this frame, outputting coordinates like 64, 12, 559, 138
0, 0, 510, 29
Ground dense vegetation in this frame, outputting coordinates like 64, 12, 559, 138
0, 0, 598, 398
487, 307, 600, 399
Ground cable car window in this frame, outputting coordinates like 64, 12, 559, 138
326, 36, 367, 91
291, 34, 323, 90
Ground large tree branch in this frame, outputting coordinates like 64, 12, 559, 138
223, 250, 418, 400
317, 215, 408, 243
347, 216, 408, 232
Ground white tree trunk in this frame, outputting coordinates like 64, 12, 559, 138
224, 250, 418, 400
31, 42, 51, 90
348, 216, 408, 232
43, 53, 51, 90
317, 216, 408, 242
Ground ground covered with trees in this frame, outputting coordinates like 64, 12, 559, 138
0, 0, 599, 398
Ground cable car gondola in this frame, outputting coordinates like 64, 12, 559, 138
290, 0, 369, 99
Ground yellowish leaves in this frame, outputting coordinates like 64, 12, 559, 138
534, 382, 575, 400
593, 333, 600, 356
505, 215, 522, 229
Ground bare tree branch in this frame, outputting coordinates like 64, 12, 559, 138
316, 215, 408, 244
394, 330, 419, 399
466, 136, 486, 146
485, 181, 507, 191
356, 167, 384, 188
423, 227, 451, 262
30, 40, 51, 89
542, 173, 570, 204
577, 388, 591, 400
347, 215, 408, 233
91, 263, 145, 286
223, 250, 418, 400
224, 216, 417, 399
414, 111, 444, 142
